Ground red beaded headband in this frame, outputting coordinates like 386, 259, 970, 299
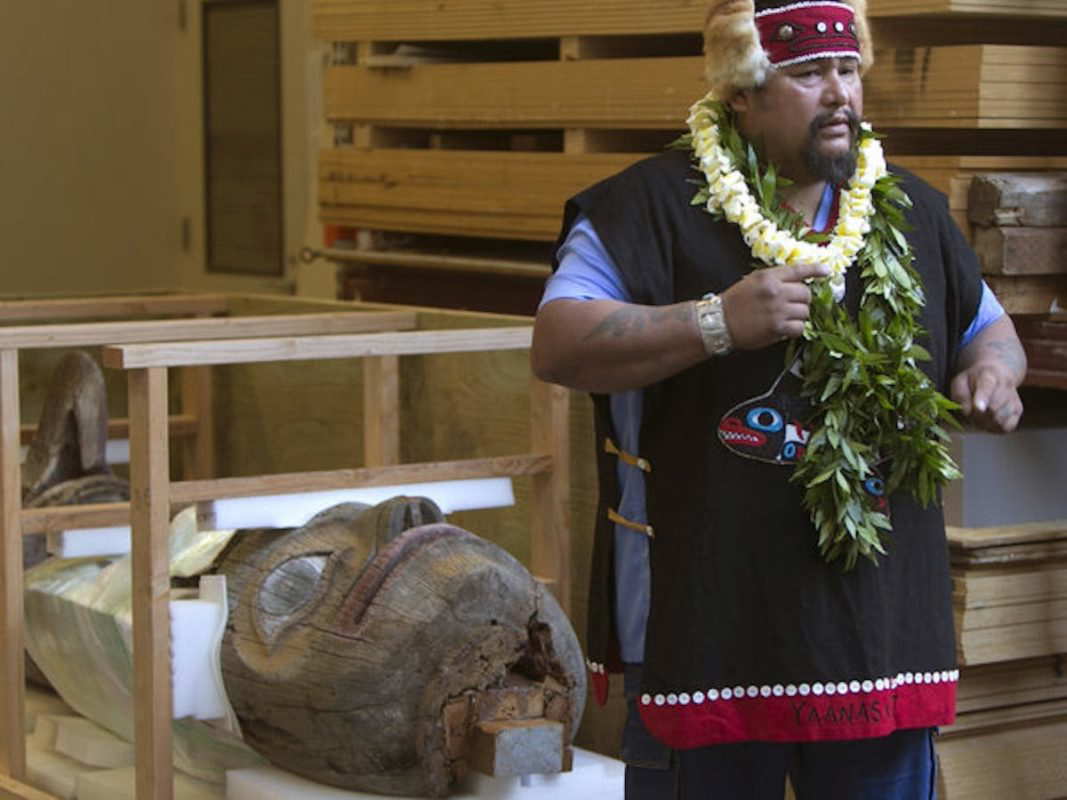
755, 2, 861, 68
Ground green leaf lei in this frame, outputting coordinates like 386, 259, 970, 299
680, 101, 961, 570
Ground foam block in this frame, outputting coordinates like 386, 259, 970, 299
226, 748, 625, 800
53, 716, 135, 769
25, 687, 75, 735
26, 737, 96, 800
212, 477, 515, 530
77, 766, 225, 800
171, 593, 229, 721
47, 526, 131, 558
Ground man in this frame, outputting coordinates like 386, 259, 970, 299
531, 0, 1027, 796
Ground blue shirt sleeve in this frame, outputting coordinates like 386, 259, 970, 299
538, 215, 631, 307
960, 281, 1006, 349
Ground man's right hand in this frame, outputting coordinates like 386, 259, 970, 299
721, 263, 832, 350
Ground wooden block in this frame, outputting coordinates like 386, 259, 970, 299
442, 695, 474, 761
475, 684, 545, 723
1023, 337, 1067, 372
957, 617, 1067, 665
973, 227, 1067, 274
984, 274, 1067, 314
956, 657, 1067, 714
871, 0, 1067, 16
952, 562, 1067, 607
467, 719, 564, 778
969, 172, 1067, 226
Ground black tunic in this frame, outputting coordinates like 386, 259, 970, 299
561, 148, 983, 747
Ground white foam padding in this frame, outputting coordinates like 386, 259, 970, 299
212, 477, 515, 531
26, 737, 95, 800
226, 748, 625, 800
171, 580, 230, 721
24, 688, 75, 735
47, 526, 131, 558
53, 716, 135, 769
77, 766, 224, 800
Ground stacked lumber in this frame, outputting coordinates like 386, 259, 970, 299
312, 0, 1067, 266
1015, 313, 1067, 390
941, 523, 1067, 799
949, 521, 1067, 666
964, 173, 1067, 315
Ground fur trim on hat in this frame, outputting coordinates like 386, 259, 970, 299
703, 0, 874, 100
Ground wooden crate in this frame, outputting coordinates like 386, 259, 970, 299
1, 294, 598, 800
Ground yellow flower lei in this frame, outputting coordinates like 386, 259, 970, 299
687, 90, 886, 301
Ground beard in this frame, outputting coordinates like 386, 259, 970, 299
804, 109, 861, 185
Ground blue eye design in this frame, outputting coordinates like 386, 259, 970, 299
781, 441, 799, 461
746, 407, 784, 433
863, 477, 885, 497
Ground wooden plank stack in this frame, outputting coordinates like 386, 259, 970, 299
312, 0, 1067, 314
966, 173, 1067, 315
1015, 312, 1067, 391
942, 522, 1067, 798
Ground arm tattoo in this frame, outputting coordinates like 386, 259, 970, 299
983, 337, 1027, 376
582, 304, 694, 343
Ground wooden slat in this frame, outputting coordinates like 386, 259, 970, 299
311, 247, 551, 279
0, 293, 229, 324
18, 455, 553, 533
897, 157, 1067, 199
948, 519, 1067, 551
180, 368, 215, 480
313, 0, 706, 41
530, 379, 571, 614
324, 57, 702, 127
312, 0, 1067, 42
0, 351, 25, 782
20, 414, 199, 446
363, 356, 400, 466
320, 149, 637, 240
321, 47, 1067, 129
128, 367, 173, 800
101, 327, 534, 369
973, 227, 1067, 275
985, 274, 1067, 314
0, 775, 60, 800
0, 310, 417, 350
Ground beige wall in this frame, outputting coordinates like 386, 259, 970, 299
0, 1, 323, 299
0, 2, 178, 297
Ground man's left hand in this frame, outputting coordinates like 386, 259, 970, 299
950, 363, 1024, 433
950, 314, 1027, 434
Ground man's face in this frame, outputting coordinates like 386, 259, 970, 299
732, 57, 864, 185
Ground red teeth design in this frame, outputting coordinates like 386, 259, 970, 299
719, 418, 766, 448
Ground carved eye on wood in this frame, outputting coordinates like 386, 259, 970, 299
255, 553, 331, 645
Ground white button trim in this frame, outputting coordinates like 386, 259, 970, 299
637, 669, 958, 706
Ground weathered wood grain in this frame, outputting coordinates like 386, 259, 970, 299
217, 504, 584, 796
969, 172, 1067, 227
972, 227, 1067, 274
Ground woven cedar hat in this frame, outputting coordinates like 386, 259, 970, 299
702, 0, 873, 100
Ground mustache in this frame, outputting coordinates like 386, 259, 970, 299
809, 109, 861, 139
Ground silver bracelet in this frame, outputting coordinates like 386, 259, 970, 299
695, 293, 733, 356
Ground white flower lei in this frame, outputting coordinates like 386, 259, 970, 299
687, 91, 887, 300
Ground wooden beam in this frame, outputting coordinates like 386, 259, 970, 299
529, 379, 572, 614
310, 247, 551, 279
0, 775, 60, 800
312, 0, 1067, 42
21, 414, 199, 446
179, 368, 215, 480
0, 310, 417, 350
18, 455, 554, 533
0, 351, 25, 782
101, 327, 534, 370
322, 47, 1067, 130
0, 293, 229, 323
363, 356, 400, 466
320, 149, 637, 241
128, 367, 173, 800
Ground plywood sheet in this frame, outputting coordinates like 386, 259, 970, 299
312, 0, 1067, 42
319, 149, 638, 240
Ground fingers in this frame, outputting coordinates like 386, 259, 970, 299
953, 365, 1024, 433
776, 262, 833, 283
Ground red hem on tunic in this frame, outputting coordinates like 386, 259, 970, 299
639, 681, 956, 748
